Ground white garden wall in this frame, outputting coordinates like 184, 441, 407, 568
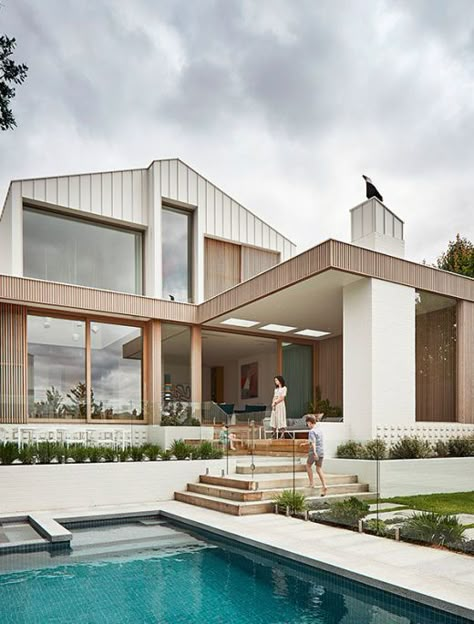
0, 458, 236, 514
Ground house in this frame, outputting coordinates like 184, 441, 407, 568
0, 159, 472, 449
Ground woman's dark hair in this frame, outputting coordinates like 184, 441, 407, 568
274, 375, 286, 388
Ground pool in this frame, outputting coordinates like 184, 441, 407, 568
0, 518, 471, 624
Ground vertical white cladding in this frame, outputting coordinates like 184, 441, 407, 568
343, 277, 415, 440
0, 158, 294, 301
351, 198, 405, 258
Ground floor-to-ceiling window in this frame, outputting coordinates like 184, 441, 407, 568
23, 206, 143, 294
162, 206, 193, 302
416, 291, 456, 422
27, 316, 86, 419
27, 314, 144, 421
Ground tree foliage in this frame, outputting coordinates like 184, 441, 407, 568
436, 234, 474, 278
0, 33, 28, 130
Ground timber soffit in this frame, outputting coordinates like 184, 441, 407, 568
197, 239, 474, 324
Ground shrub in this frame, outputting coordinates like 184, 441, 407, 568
336, 441, 365, 459
169, 440, 194, 460
19, 445, 36, 465
87, 446, 103, 463
69, 444, 88, 463
196, 441, 223, 460
273, 490, 307, 514
402, 512, 466, 546
0, 442, 19, 465
160, 450, 172, 461
325, 497, 369, 525
118, 447, 131, 462
102, 446, 117, 462
36, 442, 64, 464
447, 437, 474, 457
362, 439, 387, 460
130, 445, 145, 462
363, 518, 388, 536
389, 437, 432, 459
434, 440, 450, 458
143, 444, 162, 461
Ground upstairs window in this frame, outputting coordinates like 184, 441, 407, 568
162, 206, 193, 302
23, 206, 143, 294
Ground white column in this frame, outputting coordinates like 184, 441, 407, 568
343, 277, 415, 440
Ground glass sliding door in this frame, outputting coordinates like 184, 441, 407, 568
282, 343, 313, 420
162, 206, 193, 302
23, 207, 143, 294
27, 316, 86, 419
91, 323, 143, 420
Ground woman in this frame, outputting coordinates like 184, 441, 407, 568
270, 375, 287, 439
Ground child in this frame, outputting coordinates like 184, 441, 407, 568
219, 424, 237, 451
305, 415, 328, 496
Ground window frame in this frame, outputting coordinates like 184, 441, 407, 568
162, 203, 194, 303
23, 203, 145, 296
26, 309, 148, 424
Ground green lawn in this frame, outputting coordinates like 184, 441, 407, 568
378, 492, 474, 515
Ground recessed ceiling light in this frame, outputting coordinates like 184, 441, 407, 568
260, 324, 297, 333
221, 318, 260, 328
295, 329, 331, 338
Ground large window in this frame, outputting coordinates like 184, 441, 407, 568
91, 323, 143, 420
162, 206, 193, 302
28, 316, 86, 419
27, 314, 143, 420
23, 207, 143, 294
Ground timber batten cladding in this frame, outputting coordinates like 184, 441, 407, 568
0, 303, 27, 423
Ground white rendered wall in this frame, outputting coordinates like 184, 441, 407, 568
0, 459, 236, 514
343, 278, 415, 440
0, 188, 12, 274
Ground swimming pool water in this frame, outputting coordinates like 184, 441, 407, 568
0, 521, 471, 624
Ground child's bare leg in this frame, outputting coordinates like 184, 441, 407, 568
316, 465, 328, 494
306, 462, 314, 487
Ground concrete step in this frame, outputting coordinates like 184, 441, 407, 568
253, 450, 307, 456
174, 491, 271, 515
237, 463, 307, 474
188, 482, 368, 502
201, 473, 359, 490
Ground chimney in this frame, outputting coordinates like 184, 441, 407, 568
350, 197, 405, 258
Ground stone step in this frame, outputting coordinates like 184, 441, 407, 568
200, 473, 359, 490
188, 482, 368, 502
252, 450, 308, 456
237, 463, 307, 474
174, 491, 271, 516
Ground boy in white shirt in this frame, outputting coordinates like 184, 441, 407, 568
305, 415, 328, 496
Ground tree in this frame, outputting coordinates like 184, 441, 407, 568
1, 33, 28, 130
436, 234, 474, 278
66, 382, 104, 418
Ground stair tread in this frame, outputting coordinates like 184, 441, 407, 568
223, 472, 359, 482
176, 491, 268, 508
192, 482, 367, 494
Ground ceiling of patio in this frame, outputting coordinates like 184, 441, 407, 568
203, 269, 361, 340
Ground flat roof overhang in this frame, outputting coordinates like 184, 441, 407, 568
198, 239, 474, 326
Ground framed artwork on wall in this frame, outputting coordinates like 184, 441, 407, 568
241, 361, 258, 399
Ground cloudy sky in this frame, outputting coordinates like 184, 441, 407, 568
1, 0, 473, 264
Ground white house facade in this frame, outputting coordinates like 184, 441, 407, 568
0, 159, 472, 449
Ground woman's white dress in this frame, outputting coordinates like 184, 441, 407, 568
270, 386, 287, 429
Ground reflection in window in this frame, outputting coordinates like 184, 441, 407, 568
27, 316, 86, 419
416, 291, 456, 422
91, 323, 143, 420
162, 206, 192, 302
23, 207, 143, 294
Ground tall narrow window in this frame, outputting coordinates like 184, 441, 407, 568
162, 206, 193, 302
282, 343, 313, 420
27, 316, 86, 419
23, 207, 143, 294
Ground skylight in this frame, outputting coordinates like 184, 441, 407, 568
221, 318, 260, 328
295, 329, 331, 338
260, 324, 297, 333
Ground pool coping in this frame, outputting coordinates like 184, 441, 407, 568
158, 503, 474, 622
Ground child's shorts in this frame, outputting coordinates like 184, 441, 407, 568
307, 451, 324, 467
